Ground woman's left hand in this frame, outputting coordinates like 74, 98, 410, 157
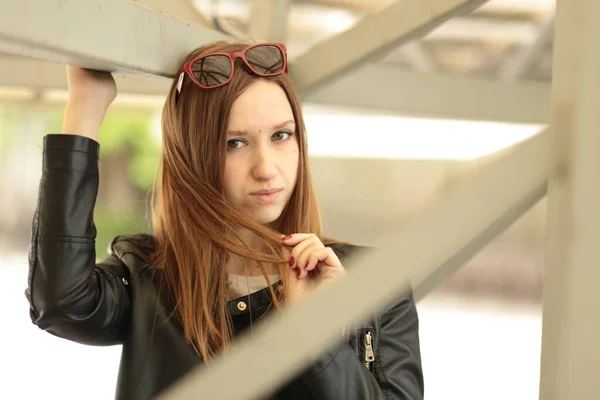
282, 234, 346, 305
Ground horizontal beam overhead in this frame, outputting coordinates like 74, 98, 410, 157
289, 0, 490, 93
304, 64, 551, 125
0, 55, 551, 124
158, 130, 552, 399
134, 0, 213, 27
0, 0, 227, 78
0, 56, 170, 96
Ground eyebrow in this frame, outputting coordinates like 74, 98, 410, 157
227, 119, 295, 136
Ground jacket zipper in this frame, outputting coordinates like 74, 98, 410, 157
363, 330, 375, 371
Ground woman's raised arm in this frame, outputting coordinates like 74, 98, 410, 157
26, 66, 131, 345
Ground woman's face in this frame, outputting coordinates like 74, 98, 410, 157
223, 80, 299, 226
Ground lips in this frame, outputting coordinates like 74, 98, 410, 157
250, 188, 282, 203
250, 188, 282, 196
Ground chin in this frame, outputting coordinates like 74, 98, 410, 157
253, 213, 282, 226
247, 207, 285, 226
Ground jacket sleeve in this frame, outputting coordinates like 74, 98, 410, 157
301, 290, 424, 400
26, 134, 131, 346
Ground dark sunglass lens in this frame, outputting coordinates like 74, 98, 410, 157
191, 55, 232, 87
245, 45, 285, 75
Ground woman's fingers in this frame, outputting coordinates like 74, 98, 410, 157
283, 234, 320, 272
305, 247, 341, 273
289, 237, 325, 279
282, 234, 344, 280
286, 236, 314, 268
281, 233, 314, 247
297, 245, 340, 279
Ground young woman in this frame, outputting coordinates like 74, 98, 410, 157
26, 41, 423, 399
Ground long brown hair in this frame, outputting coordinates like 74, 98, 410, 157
150, 41, 323, 361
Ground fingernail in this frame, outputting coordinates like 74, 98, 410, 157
282, 235, 292, 241
296, 268, 301, 278
304, 261, 309, 270
289, 256, 295, 267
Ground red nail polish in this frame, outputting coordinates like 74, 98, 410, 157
282, 235, 292, 241
289, 256, 295, 267
296, 268, 301, 278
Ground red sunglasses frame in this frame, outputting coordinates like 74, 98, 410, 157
176, 42, 288, 95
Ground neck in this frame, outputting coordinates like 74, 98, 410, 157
225, 227, 277, 276
236, 227, 265, 251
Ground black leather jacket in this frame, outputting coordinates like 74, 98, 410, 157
26, 134, 424, 399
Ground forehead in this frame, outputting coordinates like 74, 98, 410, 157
227, 80, 295, 131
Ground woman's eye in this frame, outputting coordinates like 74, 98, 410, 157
227, 139, 246, 149
272, 131, 293, 141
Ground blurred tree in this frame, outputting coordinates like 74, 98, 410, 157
47, 106, 161, 256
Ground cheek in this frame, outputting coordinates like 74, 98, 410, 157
288, 144, 300, 181
222, 162, 240, 201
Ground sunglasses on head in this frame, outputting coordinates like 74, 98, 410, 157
176, 42, 288, 99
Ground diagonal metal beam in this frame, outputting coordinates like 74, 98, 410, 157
158, 130, 552, 399
289, 0, 490, 94
0, 0, 226, 79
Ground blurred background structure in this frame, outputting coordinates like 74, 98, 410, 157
0, 0, 568, 399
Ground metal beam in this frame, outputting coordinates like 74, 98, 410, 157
0, 56, 170, 96
133, 0, 212, 27
0, 55, 550, 124
501, 14, 555, 82
248, 0, 291, 43
426, 16, 539, 43
0, 0, 226, 78
289, 0, 489, 93
158, 130, 552, 399
539, 0, 600, 398
304, 64, 551, 125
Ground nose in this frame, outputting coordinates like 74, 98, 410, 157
251, 144, 278, 182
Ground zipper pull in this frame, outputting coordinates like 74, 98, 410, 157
364, 332, 375, 362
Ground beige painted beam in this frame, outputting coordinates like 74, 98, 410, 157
0, 56, 170, 96
539, 0, 600, 399
0, 55, 550, 124
158, 130, 552, 399
304, 65, 551, 125
0, 0, 226, 78
289, 0, 489, 93
133, 0, 212, 27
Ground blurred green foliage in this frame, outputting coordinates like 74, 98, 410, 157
98, 109, 159, 255
47, 107, 161, 190
0, 104, 162, 256
94, 207, 153, 258
49, 106, 160, 255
